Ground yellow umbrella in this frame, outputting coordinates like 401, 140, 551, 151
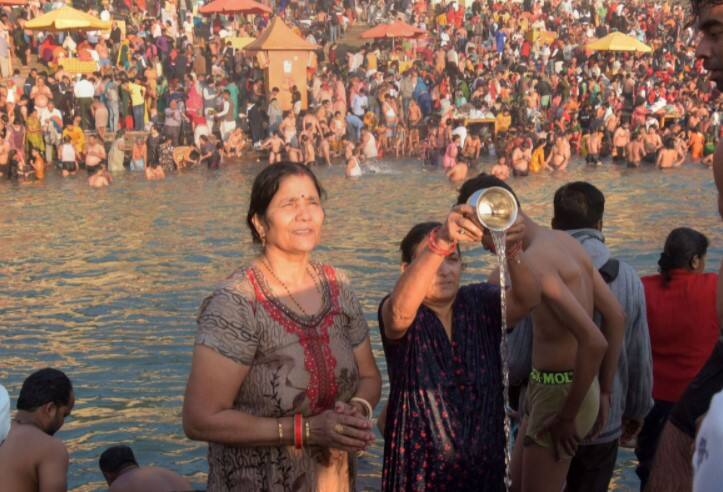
585, 31, 652, 53
25, 6, 111, 32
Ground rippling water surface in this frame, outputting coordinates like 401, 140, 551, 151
0, 158, 720, 491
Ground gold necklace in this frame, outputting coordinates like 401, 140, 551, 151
261, 258, 322, 317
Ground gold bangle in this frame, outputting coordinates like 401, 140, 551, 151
305, 419, 310, 445
277, 419, 284, 446
350, 397, 373, 420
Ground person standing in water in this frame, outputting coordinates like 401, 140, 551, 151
379, 210, 540, 490
452, 176, 624, 492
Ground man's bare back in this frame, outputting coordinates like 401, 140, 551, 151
109, 466, 192, 492
525, 229, 597, 371
0, 423, 69, 492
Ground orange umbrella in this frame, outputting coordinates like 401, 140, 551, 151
0, 0, 27, 5
361, 20, 425, 40
199, 0, 271, 15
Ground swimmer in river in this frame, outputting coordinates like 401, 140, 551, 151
446, 160, 469, 183
454, 176, 624, 492
491, 155, 511, 181
89, 168, 112, 187
0, 369, 75, 492
261, 133, 285, 165
99, 445, 192, 492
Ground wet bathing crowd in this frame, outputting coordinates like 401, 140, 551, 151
0, 0, 720, 187
4, 0, 723, 491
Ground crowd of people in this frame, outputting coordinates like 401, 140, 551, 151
0, 0, 719, 186
4, 0, 723, 491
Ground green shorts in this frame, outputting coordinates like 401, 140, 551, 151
524, 369, 600, 459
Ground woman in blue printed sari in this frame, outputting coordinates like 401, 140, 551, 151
378, 200, 540, 491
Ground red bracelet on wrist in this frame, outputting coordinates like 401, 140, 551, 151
428, 226, 457, 257
507, 241, 523, 261
294, 413, 303, 449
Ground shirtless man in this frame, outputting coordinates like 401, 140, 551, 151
643, 126, 663, 165
511, 139, 532, 176
0, 368, 75, 492
657, 138, 685, 169
625, 131, 646, 167
612, 122, 630, 164
586, 129, 603, 167
462, 132, 482, 162
319, 132, 333, 166
261, 133, 285, 165
491, 155, 511, 180
84, 135, 106, 176
455, 176, 624, 492
29, 76, 52, 118
89, 168, 112, 188
406, 99, 423, 155
550, 133, 572, 170
446, 160, 469, 183
100, 445, 191, 492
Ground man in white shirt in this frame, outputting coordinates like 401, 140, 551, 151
74, 75, 95, 130
351, 90, 368, 118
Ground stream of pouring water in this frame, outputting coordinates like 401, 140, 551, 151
490, 230, 513, 491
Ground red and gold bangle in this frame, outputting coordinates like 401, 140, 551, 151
294, 413, 303, 449
428, 226, 457, 257
508, 241, 523, 263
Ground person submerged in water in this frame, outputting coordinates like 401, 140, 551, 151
89, 168, 113, 188
446, 159, 469, 183
99, 445, 192, 492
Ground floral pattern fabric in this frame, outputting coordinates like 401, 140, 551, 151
379, 283, 505, 492
195, 263, 369, 492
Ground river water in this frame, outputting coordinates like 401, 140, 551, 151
0, 158, 720, 491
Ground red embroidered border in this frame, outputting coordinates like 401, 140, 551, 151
247, 265, 340, 414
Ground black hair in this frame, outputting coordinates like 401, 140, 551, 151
17, 368, 73, 411
400, 222, 442, 264
552, 181, 605, 230
99, 446, 138, 474
658, 227, 709, 286
246, 162, 326, 244
456, 173, 520, 206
